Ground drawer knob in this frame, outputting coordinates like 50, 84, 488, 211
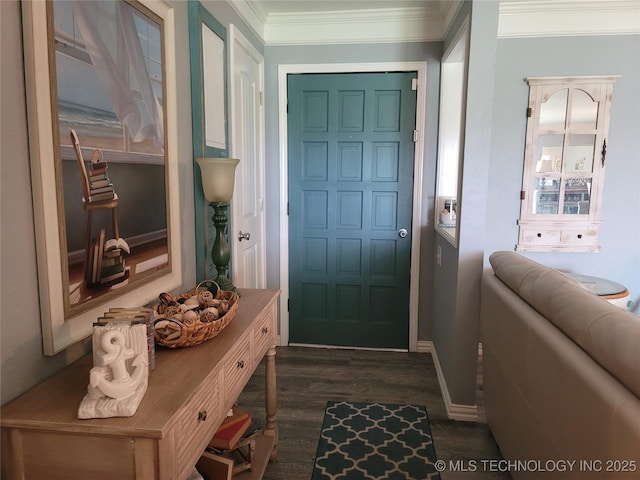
197, 410, 208, 422
537, 233, 542, 238
237, 360, 245, 369
577, 234, 583, 239
261, 326, 268, 334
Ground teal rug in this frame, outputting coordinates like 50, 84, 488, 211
312, 401, 441, 480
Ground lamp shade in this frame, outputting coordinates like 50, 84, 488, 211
196, 157, 239, 202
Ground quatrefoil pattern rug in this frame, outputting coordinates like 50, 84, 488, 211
312, 401, 441, 480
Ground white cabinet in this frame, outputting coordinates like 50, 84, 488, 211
517, 76, 618, 252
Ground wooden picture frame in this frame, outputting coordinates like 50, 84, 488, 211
22, 0, 182, 355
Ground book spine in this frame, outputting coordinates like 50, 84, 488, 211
90, 179, 111, 189
99, 269, 127, 284
88, 172, 109, 180
89, 167, 108, 176
90, 185, 115, 194
88, 192, 115, 202
101, 261, 125, 278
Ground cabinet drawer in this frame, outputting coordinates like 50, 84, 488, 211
519, 227, 561, 246
175, 372, 221, 479
224, 336, 251, 404
253, 309, 275, 366
560, 229, 598, 246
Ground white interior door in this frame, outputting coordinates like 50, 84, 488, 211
229, 26, 266, 289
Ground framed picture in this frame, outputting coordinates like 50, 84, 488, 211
22, 0, 182, 355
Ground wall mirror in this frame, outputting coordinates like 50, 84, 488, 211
517, 75, 618, 252
434, 16, 469, 246
22, 0, 182, 355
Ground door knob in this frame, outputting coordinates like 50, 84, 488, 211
238, 231, 251, 241
398, 228, 408, 238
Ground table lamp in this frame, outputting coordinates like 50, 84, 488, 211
196, 157, 240, 293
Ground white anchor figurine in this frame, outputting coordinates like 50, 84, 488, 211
78, 323, 148, 419
91, 330, 146, 399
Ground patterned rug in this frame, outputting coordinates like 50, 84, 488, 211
312, 401, 442, 480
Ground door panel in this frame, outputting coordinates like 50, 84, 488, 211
288, 72, 417, 349
229, 29, 265, 289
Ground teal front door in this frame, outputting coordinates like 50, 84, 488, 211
288, 72, 417, 349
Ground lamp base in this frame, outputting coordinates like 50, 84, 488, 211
214, 274, 240, 295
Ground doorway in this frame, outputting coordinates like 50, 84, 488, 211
278, 62, 427, 351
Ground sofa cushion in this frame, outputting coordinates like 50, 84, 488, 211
489, 251, 640, 399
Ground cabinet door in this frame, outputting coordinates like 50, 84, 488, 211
517, 76, 618, 252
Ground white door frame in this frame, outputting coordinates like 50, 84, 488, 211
228, 25, 266, 288
278, 62, 427, 352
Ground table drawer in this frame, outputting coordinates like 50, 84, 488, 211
252, 309, 275, 367
224, 336, 251, 404
175, 371, 221, 479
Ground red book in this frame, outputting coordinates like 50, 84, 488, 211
216, 407, 250, 434
208, 414, 252, 450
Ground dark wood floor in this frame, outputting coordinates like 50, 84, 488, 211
238, 346, 511, 480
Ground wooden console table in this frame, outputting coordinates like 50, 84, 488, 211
1, 289, 280, 480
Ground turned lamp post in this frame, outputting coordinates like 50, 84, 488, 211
196, 157, 240, 293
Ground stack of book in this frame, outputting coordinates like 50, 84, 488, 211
86, 229, 130, 287
201, 406, 256, 477
87, 150, 115, 202
208, 406, 253, 451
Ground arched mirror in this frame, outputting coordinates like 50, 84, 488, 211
517, 76, 618, 252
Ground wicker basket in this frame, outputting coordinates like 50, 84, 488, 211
152, 280, 239, 348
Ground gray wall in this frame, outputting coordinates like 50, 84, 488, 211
432, 0, 500, 407
487, 34, 640, 311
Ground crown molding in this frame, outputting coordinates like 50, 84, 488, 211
439, 0, 465, 39
227, 1, 267, 42
228, 0, 640, 46
498, 0, 640, 38
263, 7, 445, 45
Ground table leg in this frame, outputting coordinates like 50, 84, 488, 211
264, 345, 278, 461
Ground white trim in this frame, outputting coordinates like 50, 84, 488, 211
278, 62, 427, 353
423, 341, 479, 422
230, 0, 638, 45
498, 0, 640, 38
264, 7, 444, 46
416, 340, 433, 354
227, 1, 266, 44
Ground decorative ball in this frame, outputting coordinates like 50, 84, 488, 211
198, 290, 214, 304
182, 310, 197, 324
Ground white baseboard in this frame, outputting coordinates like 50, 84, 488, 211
418, 340, 478, 422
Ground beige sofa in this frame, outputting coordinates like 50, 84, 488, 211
481, 251, 640, 479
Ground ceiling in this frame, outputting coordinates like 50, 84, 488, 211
228, 1, 640, 45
